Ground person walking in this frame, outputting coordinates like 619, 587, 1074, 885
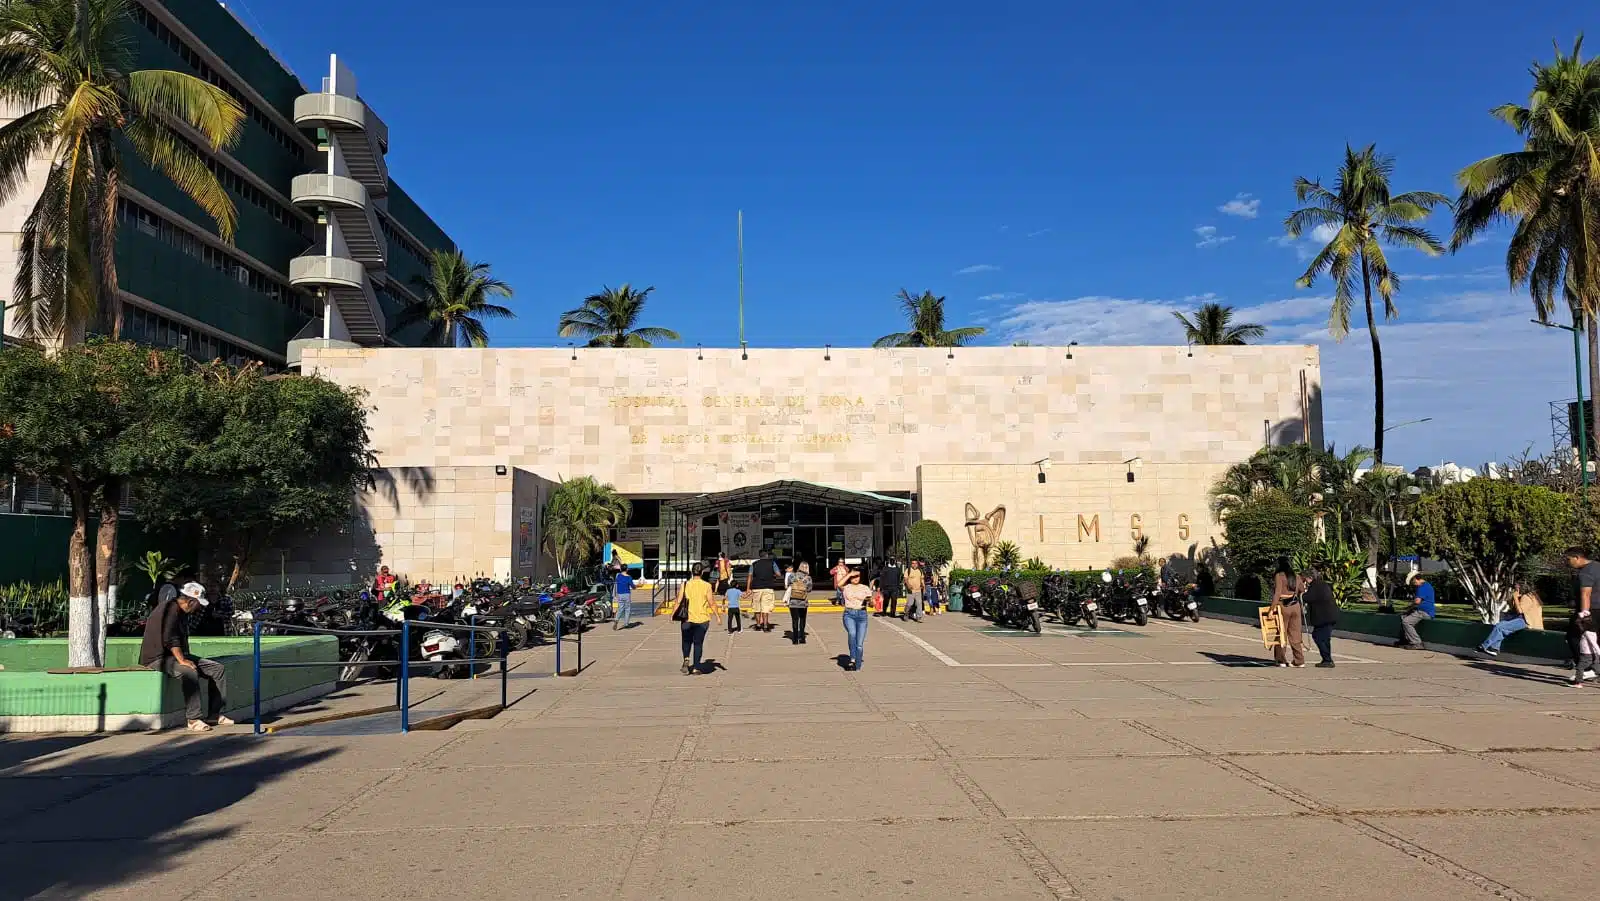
139, 582, 232, 732
674, 566, 720, 675
875, 557, 903, 618
1395, 573, 1435, 650
788, 561, 813, 644
724, 582, 743, 634
903, 561, 926, 622
613, 564, 635, 630
1304, 566, 1338, 668
1478, 582, 1543, 656
746, 548, 785, 633
1270, 556, 1305, 668
830, 559, 849, 604
840, 569, 871, 671
717, 552, 733, 587
1565, 547, 1600, 683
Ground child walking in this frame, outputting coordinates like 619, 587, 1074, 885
725, 584, 743, 633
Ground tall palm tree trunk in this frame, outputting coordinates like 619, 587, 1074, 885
1361, 255, 1385, 599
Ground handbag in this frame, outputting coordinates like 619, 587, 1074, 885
872, 590, 884, 613
671, 594, 690, 622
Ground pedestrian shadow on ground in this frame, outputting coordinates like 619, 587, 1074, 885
0, 733, 338, 898
1466, 660, 1572, 685
833, 654, 853, 671
691, 660, 726, 675
1198, 652, 1273, 667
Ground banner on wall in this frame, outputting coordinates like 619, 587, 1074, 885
517, 508, 537, 566
842, 526, 874, 559
721, 511, 762, 559
616, 527, 659, 544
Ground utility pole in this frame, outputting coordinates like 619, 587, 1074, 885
737, 210, 746, 357
1532, 317, 1588, 500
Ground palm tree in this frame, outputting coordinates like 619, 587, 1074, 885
540, 476, 630, 578
1450, 38, 1600, 459
396, 249, 514, 347
873, 289, 986, 347
1172, 302, 1266, 345
0, 0, 245, 343
558, 284, 679, 347
1285, 145, 1448, 467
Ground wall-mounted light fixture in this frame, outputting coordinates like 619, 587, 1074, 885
741, 342, 748, 361
1033, 457, 1052, 484
947, 347, 954, 360
1067, 341, 1079, 360
697, 343, 704, 361
568, 342, 576, 361
824, 344, 831, 361
494, 465, 507, 476
1124, 455, 1143, 483
1186, 342, 1193, 358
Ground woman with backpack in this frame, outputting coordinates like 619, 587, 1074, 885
788, 561, 813, 644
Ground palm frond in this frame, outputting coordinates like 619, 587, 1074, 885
125, 69, 244, 150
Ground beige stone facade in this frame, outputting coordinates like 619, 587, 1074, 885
275, 344, 1320, 582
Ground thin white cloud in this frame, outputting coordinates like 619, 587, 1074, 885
1218, 193, 1261, 219
976, 292, 1024, 302
1194, 225, 1235, 249
1233, 295, 1330, 325
956, 264, 1000, 275
1272, 223, 1340, 261
1026, 228, 1052, 238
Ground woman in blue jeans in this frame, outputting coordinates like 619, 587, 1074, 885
840, 569, 871, 671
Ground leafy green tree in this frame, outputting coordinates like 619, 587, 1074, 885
0, 0, 245, 342
1450, 38, 1600, 458
907, 519, 954, 572
1412, 480, 1573, 623
395, 249, 514, 347
1285, 145, 1448, 467
541, 476, 630, 578
1172, 302, 1265, 345
873, 289, 986, 348
135, 364, 374, 590
0, 340, 188, 665
1220, 495, 1317, 597
559, 284, 679, 348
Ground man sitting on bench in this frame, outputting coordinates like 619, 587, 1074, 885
140, 581, 232, 732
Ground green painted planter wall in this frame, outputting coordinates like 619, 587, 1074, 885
1198, 596, 1570, 661
0, 636, 337, 717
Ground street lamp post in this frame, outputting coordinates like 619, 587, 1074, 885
1532, 318, 1589, 499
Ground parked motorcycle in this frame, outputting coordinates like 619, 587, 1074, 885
1042, 572, 1097, 629
984, 574, 1042, 633
1097, 569, 1150, 626
1155, 582, 1201, 622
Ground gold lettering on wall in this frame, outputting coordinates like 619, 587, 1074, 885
1130, 514, 1143, 540
1077, 514, 1101, 542
1178, 513, 1191, 541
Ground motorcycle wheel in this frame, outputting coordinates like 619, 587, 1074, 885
1190, 607, 1201, 623
1030, 610, 1042, 633
338, 644, 371, 683
1134, 607, 1149, 627
1083, 608, 1098, 629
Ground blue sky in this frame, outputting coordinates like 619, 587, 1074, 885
238, 0, 1585, 468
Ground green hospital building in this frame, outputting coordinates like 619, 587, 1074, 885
0, 0, 458, 367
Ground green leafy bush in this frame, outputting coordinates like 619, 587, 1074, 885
1221, 496, 1317, 590
906, 519, 955, 571
991, 541, 1022, 570
1412, 480, 1573, 622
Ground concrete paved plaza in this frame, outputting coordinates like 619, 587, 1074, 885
4, 610, 1600, 900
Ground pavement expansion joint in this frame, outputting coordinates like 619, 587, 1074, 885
903, 718, 1084, 899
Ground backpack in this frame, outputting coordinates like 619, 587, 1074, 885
792, 572, 812, 600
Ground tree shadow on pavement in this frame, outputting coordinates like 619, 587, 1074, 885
1466, 660, 1573, 685
0, 733, 337, 899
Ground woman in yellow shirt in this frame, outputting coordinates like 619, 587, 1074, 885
677, 566, 720, 675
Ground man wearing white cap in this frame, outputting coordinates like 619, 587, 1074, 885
139, 581, 232, 731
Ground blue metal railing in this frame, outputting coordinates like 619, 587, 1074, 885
249, 618, 513, 734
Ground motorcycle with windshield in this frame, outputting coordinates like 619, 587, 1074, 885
1096, 569, 1150, 626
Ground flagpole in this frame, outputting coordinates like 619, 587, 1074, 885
737, 210, 746, 357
